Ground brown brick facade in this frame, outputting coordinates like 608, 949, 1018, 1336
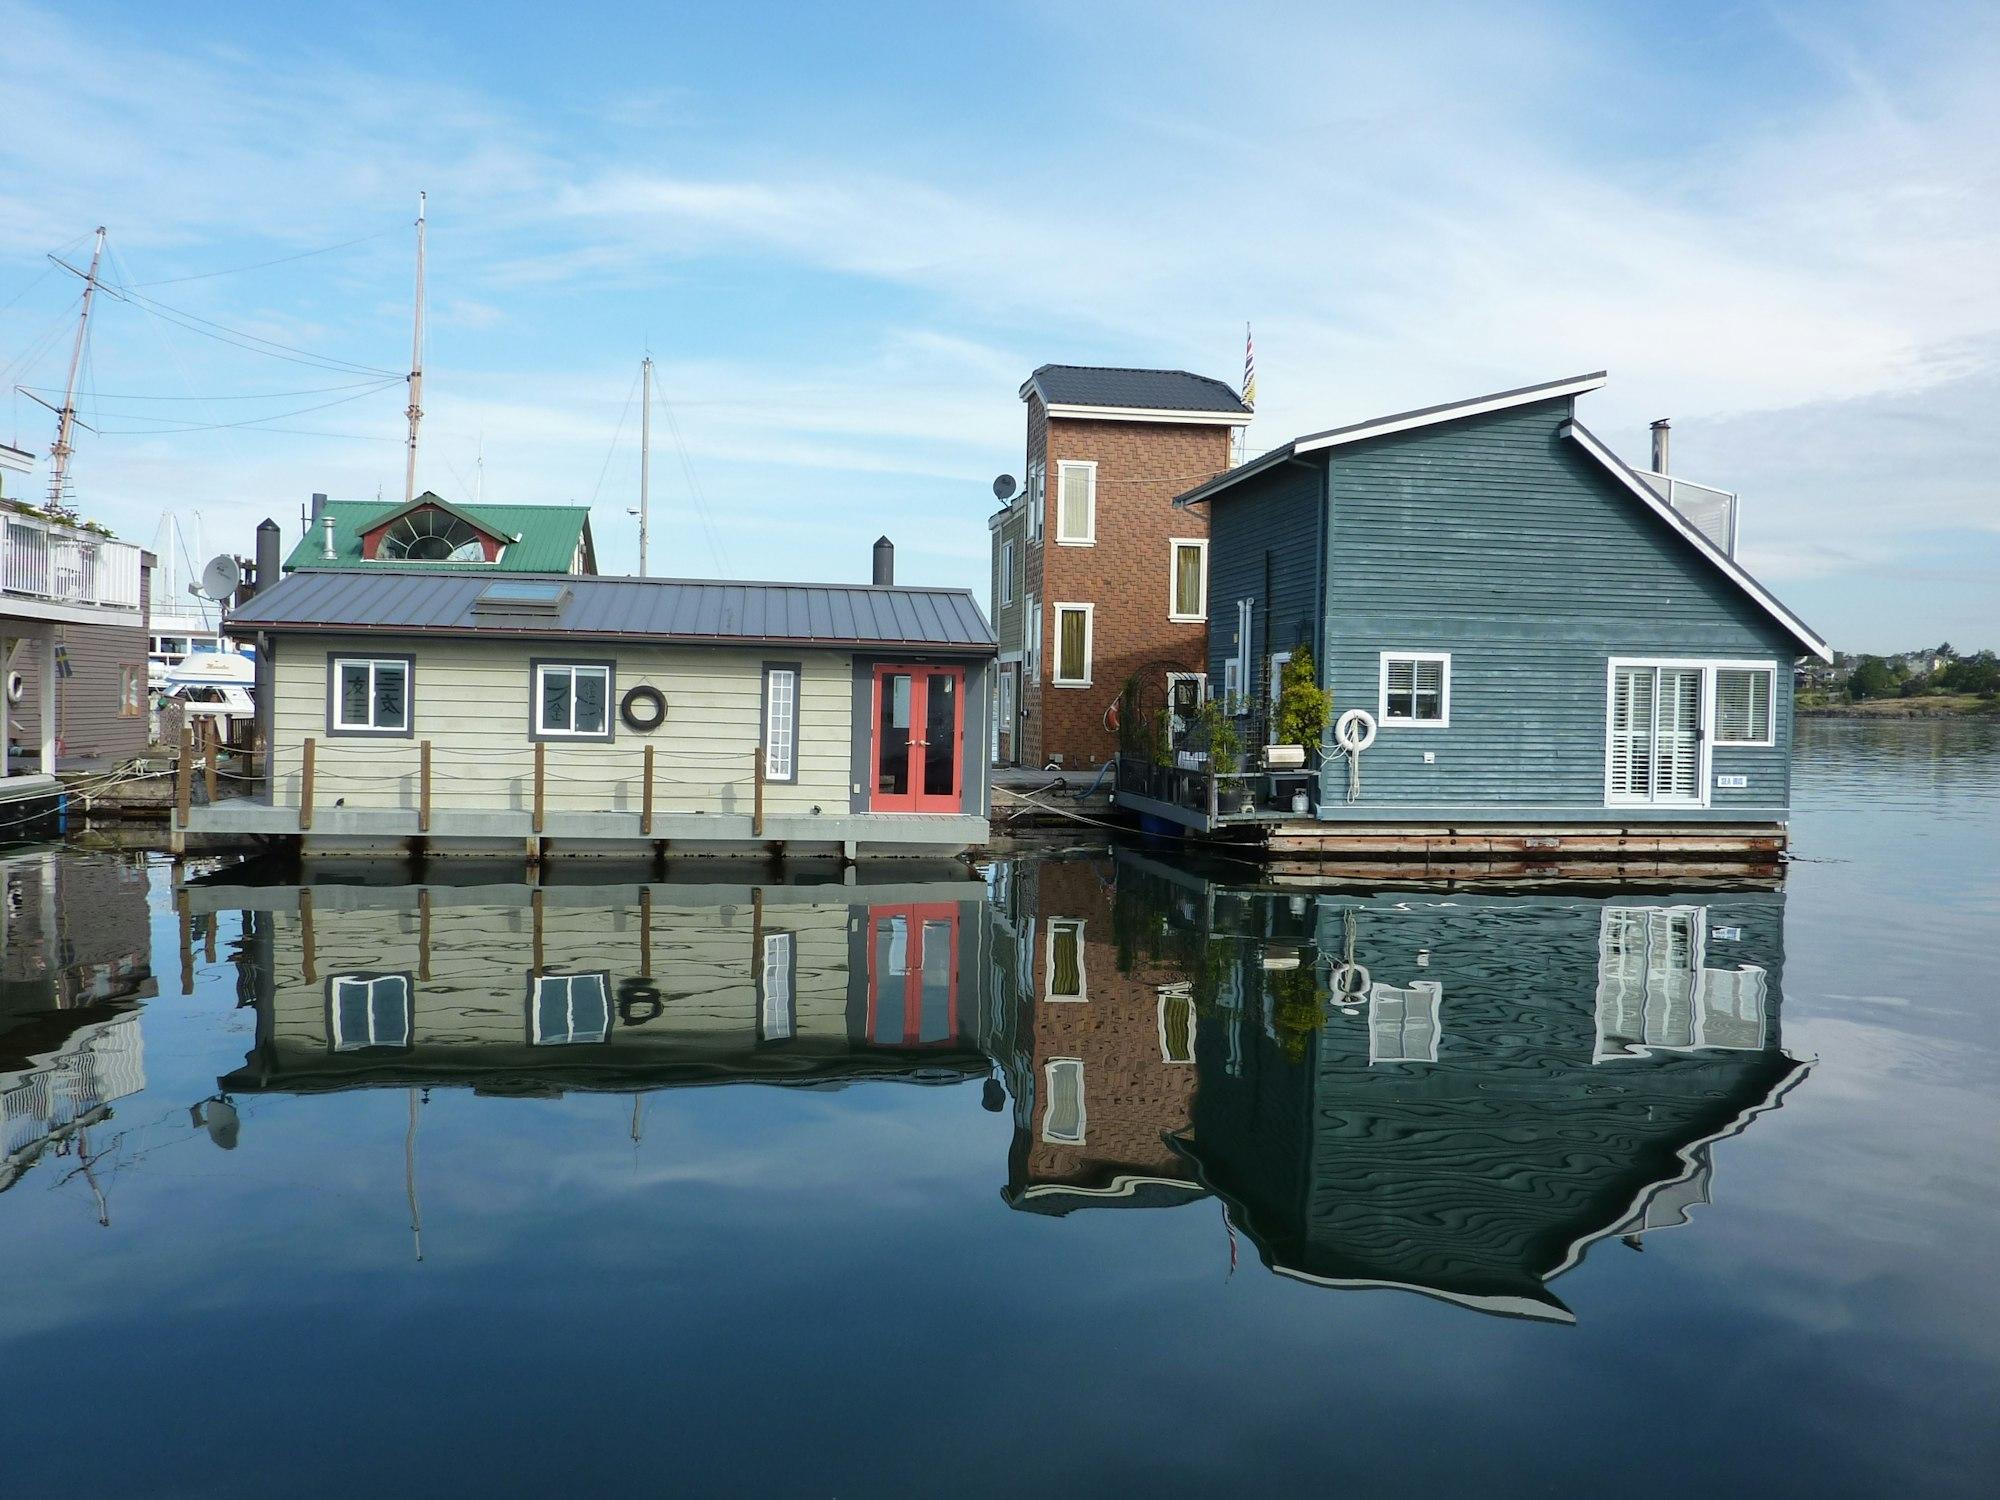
1003, 397, 1233, 768
1014, 859, 1198, 1192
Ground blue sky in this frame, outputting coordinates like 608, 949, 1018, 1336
2, 0, 1995, 651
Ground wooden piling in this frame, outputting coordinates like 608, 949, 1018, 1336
202, 740, 218, 804
300, 737, 316, 831
418, 740, 432, 833
176, 886, 193, 996
533, 742, 546, 835
175, 723, 193, 830
299, 888, 316, 984
639, 885, 653, 978
641, 744, 654, 836
532, 886, 544, 973
753, 747, 765, 837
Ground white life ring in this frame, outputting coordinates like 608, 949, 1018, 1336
1331, 961, 1372, 1001
1335, 708, 1377, 754
4, 672, 21, 706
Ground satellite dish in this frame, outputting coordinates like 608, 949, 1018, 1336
199, 554, 242, 601
992, 473, 1019, 502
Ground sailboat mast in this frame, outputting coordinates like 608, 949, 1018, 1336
48, 226, 107, 511
639, 355, 652, 576
403, 192, 427, 504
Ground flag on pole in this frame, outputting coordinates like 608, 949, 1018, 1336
1242, 322, 1257, 410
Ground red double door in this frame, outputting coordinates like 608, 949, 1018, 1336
869, 664, 965, 813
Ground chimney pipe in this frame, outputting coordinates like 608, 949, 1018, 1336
310, 491, 327, 521
873, 535, 894, 586
321, 515, 337, 561
250, 518, 281, 601
1650, 418, 1671, 475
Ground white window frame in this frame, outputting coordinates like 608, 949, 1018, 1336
1169, 537, 1208, 622
1157, 983, 1197, 1064
329, 974, 412, 1051
1000, 539, 1016, 606
1045, 918, 1088, 1001
758, 930, 796, 1042
762, 662, 800, 782
533, 662, 612, 739
1233, 599, 1253, 713
1712, 664, 1778, 748
1028, 460, 1046, 541
1221, 658, 1241, 713
1026, 595, 1042, 682
1166, 671, 1205, 740
1603, 658, 1735, 810
1041, 1057, 1087, 1144
1378, 651, 1451, 728
1054, 460, 1097, 545
1052, 603, 1093, 688
529, 972, 611, 1045
331, 656, 412, 735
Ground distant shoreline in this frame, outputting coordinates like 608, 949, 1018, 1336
1797, 694, 2000, 719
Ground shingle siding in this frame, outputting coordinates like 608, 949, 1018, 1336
1204, 457, 1321, 708
1203, 396, 1804, 822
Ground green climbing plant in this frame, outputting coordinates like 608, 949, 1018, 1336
1274, 648, 1331, 750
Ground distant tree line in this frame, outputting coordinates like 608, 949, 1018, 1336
1835, 644, 2000, 702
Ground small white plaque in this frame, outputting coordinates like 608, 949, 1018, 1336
1715, 774, 1748, 789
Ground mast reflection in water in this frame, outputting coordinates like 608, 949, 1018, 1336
185, 849, 1807, 1321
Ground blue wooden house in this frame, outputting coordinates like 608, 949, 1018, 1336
1126, 372, 1830, 860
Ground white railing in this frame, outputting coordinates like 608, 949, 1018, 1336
2, 511, 144, 610
1636, 471, 1739, 557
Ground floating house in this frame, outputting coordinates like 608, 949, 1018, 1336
184, 543, 996, 859
1117, 372, 1832, 864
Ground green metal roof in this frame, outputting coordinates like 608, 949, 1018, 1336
282, 495, 594, 573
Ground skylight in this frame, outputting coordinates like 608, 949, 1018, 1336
472, 579, 569, 614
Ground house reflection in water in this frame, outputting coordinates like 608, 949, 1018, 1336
191, 866, 999, 1100
1160, 861, 1808, 1322
1, 851, 155, 1202
192, 850, 1807, 1320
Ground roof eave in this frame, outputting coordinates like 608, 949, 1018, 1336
234, 619, 998, 654
1043, 402, 1251, 426
1559, 419, 1833, 663
1292, 371, 1609, 455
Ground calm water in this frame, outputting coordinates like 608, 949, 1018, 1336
3, 719, 1997, 1497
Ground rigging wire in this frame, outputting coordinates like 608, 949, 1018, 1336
91, 377, 405, 435
131, 229, 393, 287
14, 377, 391, 403
589, 365, 643, 508
101, 278, 401, 378
652, 381, 730, 574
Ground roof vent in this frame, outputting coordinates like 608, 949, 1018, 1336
873, 536, 894, 587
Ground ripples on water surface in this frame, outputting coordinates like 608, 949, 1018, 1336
2, 719, 1996, 1496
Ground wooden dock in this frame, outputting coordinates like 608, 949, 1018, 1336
1253, 821, 1786, 881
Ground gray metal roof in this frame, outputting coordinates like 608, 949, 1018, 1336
1020, 364, 1251, 415
230, 569, 997, 652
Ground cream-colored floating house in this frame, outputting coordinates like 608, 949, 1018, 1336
185, 565, 996, 859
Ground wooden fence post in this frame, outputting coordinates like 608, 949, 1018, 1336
533, 742, 546, 835
419, 740, 431, 833
641, 744, 654, 836
300, 737, 316, 831
752, 746, 765, 838
203, 740, 218, 804
175, 723, 193, 830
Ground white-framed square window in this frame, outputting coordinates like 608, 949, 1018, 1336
1028, 459, 1046, 542
1042, 1057, 1086, 1144
1169, 538, 1208, 622
1045, 918, 1087, 1000
329, 973, 412, 1052
1714, 665, 1776, 746
532, 661, 612, 740
1026, 595, 1042, 682
1221, 657, 1241, 713
1368, 981, 1443, 1065
1055, 461, 1096, 545
530, 972, 611, 1045
1000, 539, 1016, 606
762, 662, 800, 782
1379, 651, 1451, 727
330, 655, 412, 736
1052, 603, 1093, 687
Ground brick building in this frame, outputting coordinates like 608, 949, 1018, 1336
997, 856, 1207, 1214
989, 366, 1250, 768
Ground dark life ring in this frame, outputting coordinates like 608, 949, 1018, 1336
620, 684, 668, 732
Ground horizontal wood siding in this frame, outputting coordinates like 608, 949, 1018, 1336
271, 635, 853, 817
1205, 458, 1321, 702
6, 617, 150, 762
1317, 399, 1800, 818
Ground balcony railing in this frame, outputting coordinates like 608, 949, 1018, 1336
1636, 471, 1738, 556
2, 511, 144, 611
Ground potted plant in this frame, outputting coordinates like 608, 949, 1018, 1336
1272, 649, 1332, 814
